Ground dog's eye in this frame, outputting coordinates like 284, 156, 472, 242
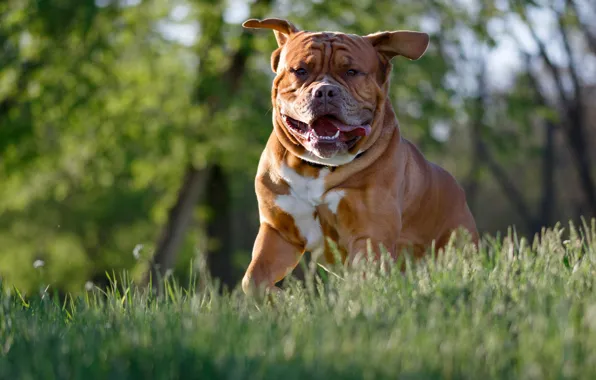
346, 69, 359, 77
293, 68, 308, 77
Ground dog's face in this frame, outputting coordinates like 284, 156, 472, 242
275, 32, 378, 162
244, 19, 429, 166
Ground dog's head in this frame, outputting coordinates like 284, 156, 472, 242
244, 18, 429, 166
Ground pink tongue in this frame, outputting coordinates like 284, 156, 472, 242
312, 118, 338, 137
312, 116, 371, 137
346, 127, 369, 137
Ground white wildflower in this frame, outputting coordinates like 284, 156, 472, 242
33, 260, 45, 269
85, 281, 94, 291
133, 244, 144, 260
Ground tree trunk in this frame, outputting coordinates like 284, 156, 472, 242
143, 165, 210, 288
482, 149, 537, 233
537, 121, 556, 232
143, 0, 273, 290
556, 8, 596, 216
463, 82, 485, 209
517, 4, 596, 220
473, 57, 536, 233
204, 164, 234, 291
568, 0, 596, 55
564, 105, 596, 216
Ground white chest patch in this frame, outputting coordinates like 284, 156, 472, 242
324, 190, 345, 214
275, 165, 344, 251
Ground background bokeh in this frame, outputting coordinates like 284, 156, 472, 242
1, 0, 595, 294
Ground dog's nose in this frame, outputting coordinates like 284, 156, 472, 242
312, 84, 338, 100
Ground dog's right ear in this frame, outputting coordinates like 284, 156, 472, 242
243, 18, 299, 47
243, 18, 299, 73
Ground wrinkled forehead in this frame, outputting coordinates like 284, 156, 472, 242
280, 31, 378, 70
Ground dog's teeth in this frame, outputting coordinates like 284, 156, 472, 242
316, 130, 341, 141
320, 130, 340, 140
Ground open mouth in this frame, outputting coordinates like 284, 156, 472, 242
282, 114, 371, 149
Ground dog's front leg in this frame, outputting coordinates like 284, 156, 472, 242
242, 223, 304, 295
333, 193, 402, 266
347, 236, 398, 266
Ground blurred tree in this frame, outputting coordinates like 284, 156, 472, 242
0, 0, 594, 294
511, 0, 596, 216
0, 0, 202, 293
144, 0, 275, 292
440, 0, 595, 235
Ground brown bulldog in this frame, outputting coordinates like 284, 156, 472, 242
241, 18, 478, 295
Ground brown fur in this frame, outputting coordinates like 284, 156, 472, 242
241, 18, 478, 295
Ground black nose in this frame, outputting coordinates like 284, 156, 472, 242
313, 84, 337, 100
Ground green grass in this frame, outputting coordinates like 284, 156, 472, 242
1, 221, 596, 379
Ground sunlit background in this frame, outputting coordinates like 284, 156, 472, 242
1, 0, 595, 294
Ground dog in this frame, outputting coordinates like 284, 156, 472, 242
241, 18, 478, 295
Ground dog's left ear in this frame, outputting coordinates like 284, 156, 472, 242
364, 31, 429, 61
242, 18, 299, 47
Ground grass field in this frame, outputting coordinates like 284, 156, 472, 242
1, 222, 596, 379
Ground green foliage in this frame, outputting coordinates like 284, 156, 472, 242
1, 0, 593, 293
0, 0, 473, 293
1, 223, 596, 378
1, 0, 191, 292
0, 0, 275, 293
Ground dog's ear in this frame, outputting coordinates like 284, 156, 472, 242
364, 31, 429, 61
243, 18, 300, 73
242, 18, 299, 47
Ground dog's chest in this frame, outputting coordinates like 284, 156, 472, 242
274, 165, 344, 253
